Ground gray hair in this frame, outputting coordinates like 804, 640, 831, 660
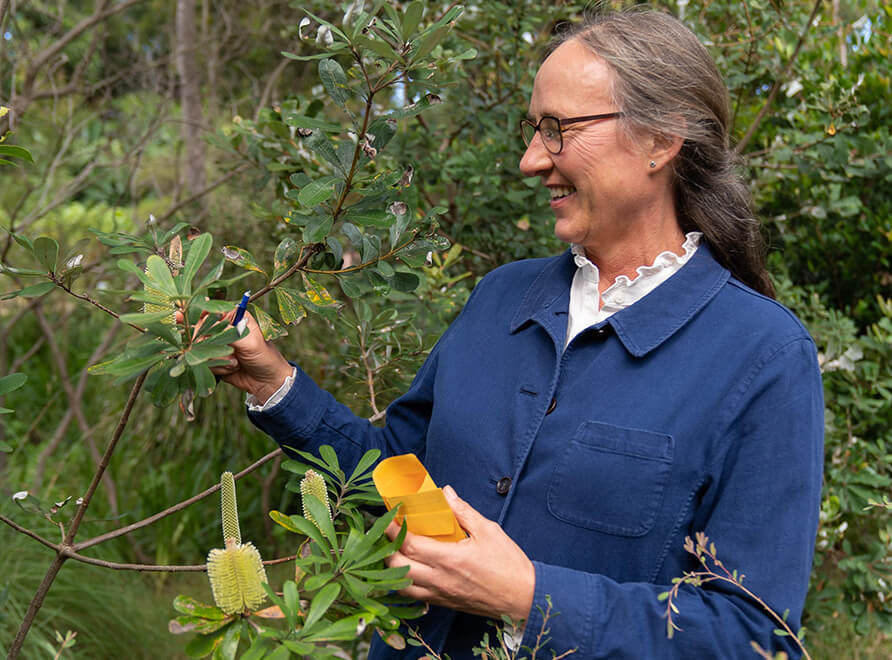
546, 8, 774, 297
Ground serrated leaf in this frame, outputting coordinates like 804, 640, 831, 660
33, 236, 59, 272
276, 287, 308, 325
318, 59, 350, 111
221, 246, 267, 277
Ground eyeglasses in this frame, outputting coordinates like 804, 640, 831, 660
519, 112, 624, 154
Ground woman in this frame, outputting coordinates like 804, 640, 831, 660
218, 9, 823, 659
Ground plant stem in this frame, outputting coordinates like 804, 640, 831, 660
6, 371, 147, 660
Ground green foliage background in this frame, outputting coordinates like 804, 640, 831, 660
1, 0, 891, 657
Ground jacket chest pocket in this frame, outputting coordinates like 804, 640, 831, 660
547, 421, 674, 537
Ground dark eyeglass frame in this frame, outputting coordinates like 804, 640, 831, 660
519, 112, 624, 154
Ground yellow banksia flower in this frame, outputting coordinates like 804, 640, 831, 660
207, 540, 268, 615
300, 469, 331, 530
206, 472, 268, 615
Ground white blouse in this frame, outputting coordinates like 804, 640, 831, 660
565, 232, 702, 349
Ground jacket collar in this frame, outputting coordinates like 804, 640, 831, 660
510, 243, 729, 357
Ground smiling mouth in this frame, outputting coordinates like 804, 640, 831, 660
549, 186, 576, 200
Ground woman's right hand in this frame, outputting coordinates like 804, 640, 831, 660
209, 311, 294, 404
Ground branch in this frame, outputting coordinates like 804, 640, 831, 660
75, 448, 283, 551
734, 0, 824, 155
0, 514, 59, 553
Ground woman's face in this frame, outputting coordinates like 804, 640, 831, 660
520, 39, 663, 254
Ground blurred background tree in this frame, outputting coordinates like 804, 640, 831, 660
1, 0, 890, 658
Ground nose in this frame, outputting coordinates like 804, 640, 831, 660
519, 132, 553, 178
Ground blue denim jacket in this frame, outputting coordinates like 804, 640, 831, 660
250, 245, 824, 659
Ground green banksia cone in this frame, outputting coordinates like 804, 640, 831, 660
300, 469, 331, 529
206, 472, 267, 614
207, 541, 268, 615
220, 471, 241, 544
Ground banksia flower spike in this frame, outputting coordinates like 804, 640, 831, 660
206, 472, 268, 615
300, 469, 332, 530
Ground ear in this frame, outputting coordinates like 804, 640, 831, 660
647, 132, 684, 171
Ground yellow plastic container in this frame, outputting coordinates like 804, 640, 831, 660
372, 454, 466, 542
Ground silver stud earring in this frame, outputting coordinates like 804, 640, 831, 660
649, 160, 657, 169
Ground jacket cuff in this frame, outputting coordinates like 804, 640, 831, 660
521, 561, 597, 657
246, 363, 330, 449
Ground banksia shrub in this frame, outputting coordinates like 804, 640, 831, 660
300, 469, 332, 530
206, 471, 268, 615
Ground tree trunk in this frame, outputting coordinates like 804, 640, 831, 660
175, 0, 207, 204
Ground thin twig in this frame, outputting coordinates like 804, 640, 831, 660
734, 0, 823, 155
75, 448, 283, 551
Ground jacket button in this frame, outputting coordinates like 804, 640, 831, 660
496, 477, 512, 496
595, 326, 609, 338
545, 398, 557, 415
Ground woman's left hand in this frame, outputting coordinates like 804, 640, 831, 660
384, 485, 535, 623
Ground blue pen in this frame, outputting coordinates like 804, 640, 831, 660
232, 291, 250, 327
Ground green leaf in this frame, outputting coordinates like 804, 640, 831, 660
303, 215, 334, 244
303, 583, 341, 632
304, 495, 338, 548
221, 246, 267, 277
146, 255, 178, 296
338, 273, 363, 298
318, 58, 350, 111
250, 304, 288, 341
0, 263, 44, 277
120, 310, 179, 325
192, 364, 217, 397
273, 238, 299, 279
392, 271, 420, 292
355, 35, 398, 60
341, 222, 362, 249
303, 613, 369, 642
409, 25, 449, 64
282, 47, 348, 62
306, 131, 346, 174
347, 448, 381, 484
184, 624, 230, 657
283, 580, 299, 630
0, 440, 14, 452
33, 236, 59, 272
181, 233, 213, 296
269, 509, 301, 533
284, 113, 343, 133
344, 208, 391, 228
299, 177, 338, 208
88, 352, 165, 377
173, 595, 227, 619
287, 513, 330, 552
184, 342, 233, 365
402, 1, 424, 36
341, 507, 400, 569
2, 281, 55, 299
0, 144, 34, 162
190, 298, 238, 314
276, 287, 308, 325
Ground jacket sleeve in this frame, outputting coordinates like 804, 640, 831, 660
520, 337, 824, 659
247, 282, 485, 476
